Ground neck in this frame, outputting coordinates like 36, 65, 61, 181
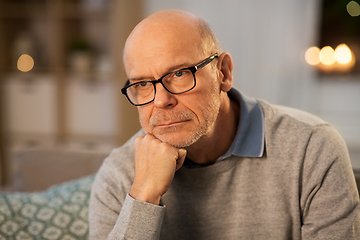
186, 96, 240, 165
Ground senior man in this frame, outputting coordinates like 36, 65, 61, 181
89, 10, 360, 239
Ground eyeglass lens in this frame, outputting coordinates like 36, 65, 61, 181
126, 69, 195, 105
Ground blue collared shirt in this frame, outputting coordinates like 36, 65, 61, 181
184, 88, 265, 168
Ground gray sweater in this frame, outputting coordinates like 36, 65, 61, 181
89, 100, 360, 239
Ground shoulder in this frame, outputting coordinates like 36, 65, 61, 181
258, 99, 327, 129
257, 100, 345, 157
258, 99, 331, 139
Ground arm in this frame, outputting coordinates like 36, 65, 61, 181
89, 134, 186, 239
129, 134, 186, 205
301, 125, 360, 239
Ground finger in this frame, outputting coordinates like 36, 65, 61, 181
175, 149, 187, 171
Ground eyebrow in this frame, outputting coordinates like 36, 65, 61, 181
128, 62, 193, 82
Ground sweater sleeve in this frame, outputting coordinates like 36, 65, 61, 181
300, 125, 360, 239
108, 195, 165, 239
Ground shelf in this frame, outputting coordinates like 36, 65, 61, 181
0, 2, 50, 19
0, 0, 144, 187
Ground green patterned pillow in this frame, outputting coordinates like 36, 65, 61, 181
0, 175, 95, 240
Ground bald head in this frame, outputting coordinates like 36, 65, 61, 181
123, 10, 221, 75
136, 9, 199, 31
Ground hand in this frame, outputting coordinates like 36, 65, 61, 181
129, 134, 187, 205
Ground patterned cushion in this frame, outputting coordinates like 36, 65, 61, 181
0, 175, 95, 240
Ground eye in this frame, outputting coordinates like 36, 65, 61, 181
139, 82, 149, 87
174, 71, 184, 77
133, 81, 151, 89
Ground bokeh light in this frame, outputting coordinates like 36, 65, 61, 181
347, 1, 360, 17
17, 54, 34, 72
335, 44, 352, 64
319, 46, 336, 66
305, 47, 320, 65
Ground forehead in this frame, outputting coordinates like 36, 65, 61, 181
124, 13, 204, 78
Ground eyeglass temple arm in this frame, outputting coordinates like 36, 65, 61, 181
195, 54, 218, 70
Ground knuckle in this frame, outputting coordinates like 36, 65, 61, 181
159, 142, 176, 155
143, 134, 152, 140
135, 136, 144, 144
143, 134, 158, 145
159, 141, 169, 149
134, 136, 144, 149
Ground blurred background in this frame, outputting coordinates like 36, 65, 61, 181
0, 0, 359, 192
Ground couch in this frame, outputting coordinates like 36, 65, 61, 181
0, 175, 94, 240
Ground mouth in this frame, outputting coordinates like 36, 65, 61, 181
156, 119, 191, 127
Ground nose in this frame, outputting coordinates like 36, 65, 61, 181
153, 83, 177, 109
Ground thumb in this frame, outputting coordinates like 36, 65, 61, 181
175, 149, 187, 171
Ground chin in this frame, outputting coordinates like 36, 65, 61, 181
142, 120, 209, 148
155, 130, 203, 148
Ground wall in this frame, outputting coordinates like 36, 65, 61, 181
144, 0, 360, 168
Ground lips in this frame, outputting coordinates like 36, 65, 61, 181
156, 119, 191, 127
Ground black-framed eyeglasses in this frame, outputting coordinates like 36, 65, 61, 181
121, 54, 218, 106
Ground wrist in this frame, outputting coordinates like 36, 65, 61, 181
130, 186, 162, 205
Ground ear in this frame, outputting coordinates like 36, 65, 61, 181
217, 52, 233, 92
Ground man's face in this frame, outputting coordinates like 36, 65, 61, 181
124, 17, 222, 148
